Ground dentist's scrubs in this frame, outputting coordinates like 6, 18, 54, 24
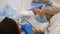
45, 12, 60, 34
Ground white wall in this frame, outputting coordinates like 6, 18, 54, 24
0, 0, 23, 12
0, 0, 32, 11
52, 0, 60, 4
52, 0, 60, 6
0, 0, 33, 15
7, 0, 23, 12
22, 0, 32, 10
0, 0, 6, 10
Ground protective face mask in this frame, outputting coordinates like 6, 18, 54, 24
35, 15, 47, 23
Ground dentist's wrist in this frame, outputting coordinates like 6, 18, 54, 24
33, 29, 44, 34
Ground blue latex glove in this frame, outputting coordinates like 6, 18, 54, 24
1, 5, 20, 21
21, 24, 34, 34
35, 15, 47, 23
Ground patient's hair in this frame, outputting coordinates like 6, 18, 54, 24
0, 17, 19, 34
32, 0, 51, 4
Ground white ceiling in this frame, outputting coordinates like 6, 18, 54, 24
51, 0, 60, 6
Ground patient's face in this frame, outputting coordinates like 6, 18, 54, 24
16, 21, 22, 33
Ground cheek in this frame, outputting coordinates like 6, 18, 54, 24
18, 25, 22, 31
16, 22, 22, 32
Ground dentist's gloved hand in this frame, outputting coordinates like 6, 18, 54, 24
21, 23, 35, 34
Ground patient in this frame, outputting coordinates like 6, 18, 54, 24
0, 17, 22, 34
41, 6, 60, 34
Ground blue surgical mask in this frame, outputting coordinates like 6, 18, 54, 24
35, 15, 47, 23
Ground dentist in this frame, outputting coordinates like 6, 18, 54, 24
41, 5, 60, 34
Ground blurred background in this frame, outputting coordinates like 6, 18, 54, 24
0, 0, 60, 14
